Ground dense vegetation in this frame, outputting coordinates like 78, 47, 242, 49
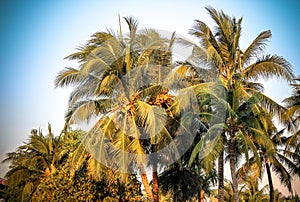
2, 7, 300, 202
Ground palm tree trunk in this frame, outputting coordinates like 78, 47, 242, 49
152, 167, 159, 202
265, 161, 274, 202
229, 136, 240, 202
140, 166, 154, 201
218, 150, 224, 202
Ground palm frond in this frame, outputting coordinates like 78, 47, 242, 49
88, 32, 115, 46
21, 181, 34, 202
251, 90, 287, 120
28, 134, 50, 156
243, 81, 264, 92
86, 157, 106, 181
276, 152, 300, 177
188, 123, 226, 168
64, 45, 95, 62
81, 57, 110, 76
95, 73, 121, 95
232, 17, 242, 57
243, 55, 294, 82
124, 16, 138, 39
54, 67, 82, 88
242, 30, 272, 65
110, 131, 131, 173
128, 138, 146, 167
135, 101, 167, 142
189, 19, 224, 68
70, 141, 87, 175
68, 76, 99, 105
6, 168, 30, 186
271, 157, 292, 193
65, 99, 98, 124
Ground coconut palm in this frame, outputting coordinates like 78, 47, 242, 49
158, 161, 217, 201
266, 132, 300, 201
158, 165, 201, 201
2, 124, 65, 202
55, 16, 202, 202
261, 130, 295, 202
189, 82, 279, 202
223, 180, 235, 202
237, 110, 300, 202
239, 174, 269, 202
283, 76, 300, 152
188, 6, 295, 202
35, 130, 144, 201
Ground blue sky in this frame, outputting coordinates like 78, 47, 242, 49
0, 0, 299, 194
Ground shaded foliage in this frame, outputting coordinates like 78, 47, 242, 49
2, 127, 143, 202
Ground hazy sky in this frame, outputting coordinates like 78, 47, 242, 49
0, 0, 299, 195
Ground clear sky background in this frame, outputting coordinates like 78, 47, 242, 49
0, 0, 299, 195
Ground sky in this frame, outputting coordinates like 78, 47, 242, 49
0, 0, 299, 195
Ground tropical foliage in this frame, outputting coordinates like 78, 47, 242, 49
1, 7, 300, 202
187, 6, 296, 202
54, 15, 204, 202
284, 76, 300, 153
2, 127, 143, 202
2, 124, 63, 201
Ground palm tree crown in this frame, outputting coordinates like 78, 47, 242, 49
187, 6, 295, 202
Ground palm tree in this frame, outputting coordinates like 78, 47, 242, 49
33, 129, 143, 201
239, 174, 269, 202
283, 76, 300, 151
55, 16, 201, 202
223, 180, 235, 202
237, 109, 300, 202
158, 165, 201, 201
188, 79, 284, 201
284, 194, 300, 202
188, 6, 295, 202
2, 124, 65, 202
267, 131, 300, 201
261, 130, 295, 202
